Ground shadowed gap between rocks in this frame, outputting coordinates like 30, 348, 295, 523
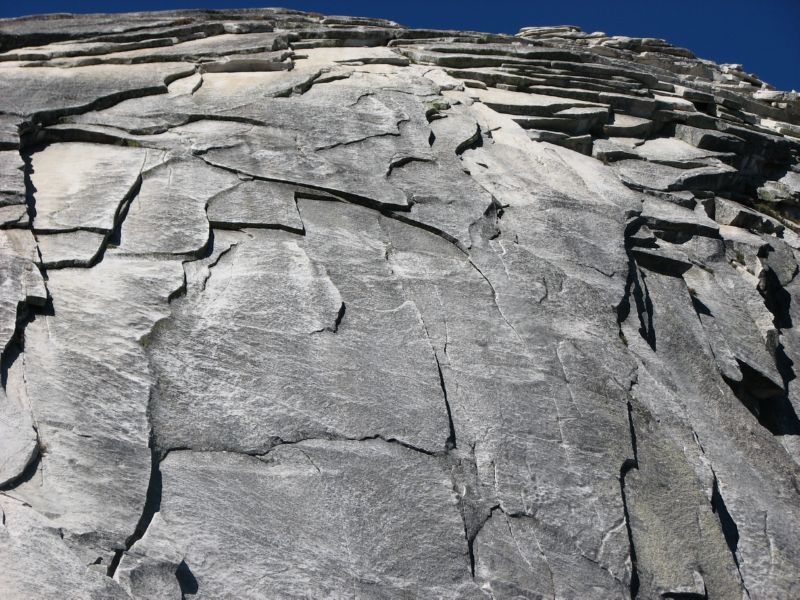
721, 364, 800, 436
710, 475, 741, 569
618, 261, 655, 351
620, 400, 641, 600
21, 138, 148, 270
106, 442, 162, 578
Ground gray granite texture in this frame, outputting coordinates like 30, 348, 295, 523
1, 9, 800, 600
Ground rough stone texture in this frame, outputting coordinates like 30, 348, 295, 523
0, 9, 799, 600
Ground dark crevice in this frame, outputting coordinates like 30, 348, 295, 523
162, 432, 445, 460
299, 433, 442, 458
630, 263, 655, 350
104, 173, 143, 249
638, 270, 656, 351
454, 123, 483, 156
106, 431, 162, 578
23, 144, 146, 270
198, 157, 473, 252
620, 462, 640, 600
197, 155, 412, 213
620, 401, 641, 600
710, 472, 751, 598
176, 560, 199, 598
467, 197, 503, 248
618, 248, 656, 351
208, 220, 305, 235
0, 432, 41, 492
386, 210, 467, 252
197, 238, 240, 293
0, 137, 51, 488
331, 301, 346, 332
314, 127, 404, 153
443, 443, 492, 578
289, 69, 351, 97
385, 155, 432, 178
21, 151, 38, 225
311, 301, 346, 334
758, 267, 792, 330
690, 294, 712, 316
108, 286, 186, 579
167, 268, 189, 304
32, 80, 190, 128
384, 238, 456, 454
722, 365, 800, 435
0, 21, 227, 53
434, 354, 457, 451
79, 112, 264, 139
626, 400, 639, 463
741, 259, 800, 434
710, 475, 740, 568
466, 503, 502, 577
24, 124, 161, 150
0, 307, 47, 491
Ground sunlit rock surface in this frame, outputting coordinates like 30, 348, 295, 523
1, 9, 799, 599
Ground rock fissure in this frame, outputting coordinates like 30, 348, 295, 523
620, 399, 641, 600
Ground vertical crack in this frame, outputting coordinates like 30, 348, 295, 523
619, 247, 655, 351
706, 467, 751, 598
710, 474, 740, 569
106, 252, 189, 579
620, 400, 641, 600
434, 354, 456, 451
0, 318, 45, 491
104, 173, 143, 251
464, 500, 501, 577
21, 151, 38, 226
0, 143, 49, 490
106, 421, 162, 578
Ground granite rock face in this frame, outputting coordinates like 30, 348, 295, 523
1, 8, 799, 600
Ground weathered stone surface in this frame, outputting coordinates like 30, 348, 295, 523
14, 257, 184, 565
149, 215, 450, 455
0, 355, 37, 488
1, 8, 799, 600
206, 179, 305, 232
633, 137, 733, 168
614, 157, 737, 192
131, 441, 481, 598
0, 497, 129, 600
0, 204, 28, 227
0, 62, 194, 118
0, 150, 26, 206
29, 142, 149, 232
715, 196, 783, 234
117, 156, 239, 256
469, 85, 606, 117
36, 230, 107, 268
0, 229, 46, 354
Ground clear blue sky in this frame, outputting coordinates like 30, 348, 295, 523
3, 1, 798, 91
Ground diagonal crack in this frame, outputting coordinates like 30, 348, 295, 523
310, 301, 346, 334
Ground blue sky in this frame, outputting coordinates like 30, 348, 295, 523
2, 1, 798, 91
